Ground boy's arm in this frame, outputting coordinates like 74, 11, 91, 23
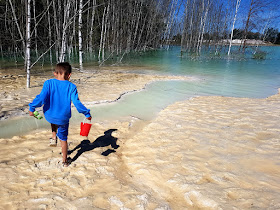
71, 87, 91, 118
29, 81, 49, 112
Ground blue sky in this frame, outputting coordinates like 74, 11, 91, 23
237, 0, 280, 31
176, 0, 280, 32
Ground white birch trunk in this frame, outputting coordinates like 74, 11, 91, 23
197, 0, 205, 52
8, 0, 25, 50
132, 0, 143, 49
98, 6, 106, 62
188, 0, 196, 50
254, 15, 271, 54
198, 0, 210, 53
181, 0, 189, 52
166, 0, 178, 50
78, 0, 83, 71
59, 1, 71, 62
46, 0, 53, 64
26, 0, 31, 88
52, 0, 59, 61
228, 0, 241, 56
102, 5, 109, 61
69, 0, 78, 58
89, 0, 96, 55
32, 0, 38, 57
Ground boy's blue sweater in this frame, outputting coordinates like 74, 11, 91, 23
29, 79, 91, 125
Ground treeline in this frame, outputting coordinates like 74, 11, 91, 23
1, 0, 179, 87
1, 0, 279, 64
231, 28, 280, 44
0, 0, 176, 64
1, 0, 280, 87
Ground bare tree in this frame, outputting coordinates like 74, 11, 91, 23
88, 0, 96, 55
58, 1, 72, 62
78, 0, 83, 70
26, 0, 31, 88
228, 0, 241, 55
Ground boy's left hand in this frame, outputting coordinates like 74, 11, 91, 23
87, 116, 92, 121
29, 111, 34, 116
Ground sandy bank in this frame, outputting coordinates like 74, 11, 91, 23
122, 92, 280, 209
0, 67, 279, 209
0, 67, 190, 120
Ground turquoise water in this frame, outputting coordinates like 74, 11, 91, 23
126, 46, 280, 98
88, 46, 280, 121
1, 46, 280, 137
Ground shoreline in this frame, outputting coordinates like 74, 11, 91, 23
1, 90, 279, 209
1, 67, 280, 209
0, 68, 191, 121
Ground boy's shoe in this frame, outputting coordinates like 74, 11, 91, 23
62, 158, 72, 167
49, 138, 57, 147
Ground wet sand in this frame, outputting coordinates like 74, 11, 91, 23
0, 67, 280, 209
0, 67, 190, 120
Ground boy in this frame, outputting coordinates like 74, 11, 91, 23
29, 62, 91, 167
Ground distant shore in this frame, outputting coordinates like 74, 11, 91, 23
219, 39, 274, 46
169, 39, 279, 46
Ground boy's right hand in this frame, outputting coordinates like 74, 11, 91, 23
87, 116, 92, 121
29, 111, 34, 116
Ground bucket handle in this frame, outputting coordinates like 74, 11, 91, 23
83, 117, 92, 124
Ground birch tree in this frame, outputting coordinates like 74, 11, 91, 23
8, 0, 25, 52
58, 1, 72, 62
26, 0, 31, 88
78, 0, 83, 70
46, 0, 53, 64
241, 0, 278, 51
88, 0, 96, 55
228, 0, 241, 55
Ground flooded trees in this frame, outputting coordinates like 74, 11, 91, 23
26, 0, 31, 88
78, 0, 83, 71
181, 0, 215, 54
180, 0, 279, 56
1, 0, 172, 63
1, 0, 175, 86
1, 0, 280, 87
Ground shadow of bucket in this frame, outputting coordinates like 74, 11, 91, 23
80, 119, 92, 137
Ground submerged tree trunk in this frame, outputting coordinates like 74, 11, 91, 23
46, 0, 53, 64
59, 1, 71, 62
78, 0, 83, 71
228, 0, 241, 56
26, 0, 31, 88
241, 0, 254, 52
98, 6, 106, 63
8, 0, 25, 51
89, 0, 96, 55
32, 0, 38, 58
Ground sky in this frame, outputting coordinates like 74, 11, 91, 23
175, 0, 280, 32
237, 0, 280, 31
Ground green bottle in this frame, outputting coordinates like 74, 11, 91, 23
33, 111, 43, 119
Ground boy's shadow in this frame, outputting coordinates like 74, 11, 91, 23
68, 129, 119, 162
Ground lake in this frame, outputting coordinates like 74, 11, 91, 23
91, 45, 280, 120
1, 45, 280, 137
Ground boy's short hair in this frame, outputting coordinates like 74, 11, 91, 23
55, 62, 72, 75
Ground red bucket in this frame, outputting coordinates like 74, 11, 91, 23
80, 119, 92, 136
